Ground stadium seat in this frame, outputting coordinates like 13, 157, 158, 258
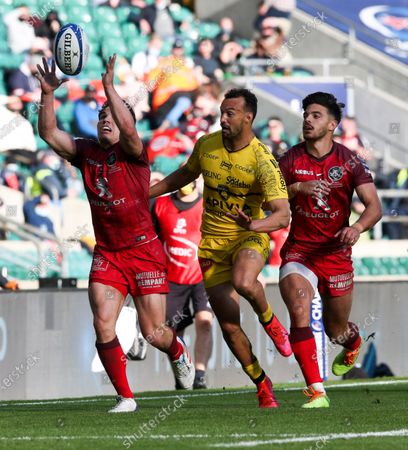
361, 257, 387, 276
94, 7, 118, 23
199, 22, 221, 39
66, 0, 89, 6
97, 22, 123, 39
86, 53, 104, 71
121, 22, 139, 42
169, 4, 194, 23
101, 39, 128, 60
0, 53, 24, 70
66, 5, 92, 23
116, 6, 133, 24
380, 257, 406, 275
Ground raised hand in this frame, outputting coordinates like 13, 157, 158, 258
102, 54, 116, 89
226, 207, 253, 231
35, 57, 67, 94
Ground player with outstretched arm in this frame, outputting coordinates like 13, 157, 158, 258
35, 55, 195, 413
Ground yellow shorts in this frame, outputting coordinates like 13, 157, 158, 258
198, 232, 270, 289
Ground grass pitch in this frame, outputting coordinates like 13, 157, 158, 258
0, 378, 407, 450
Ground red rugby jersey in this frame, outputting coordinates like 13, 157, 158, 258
153, 194, 203, 284
72, 139, 157, 250
278, 141, 373, 253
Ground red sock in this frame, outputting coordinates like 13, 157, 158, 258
343, 322, 361, 350
290, 327, 322, 386
167, 329, 183, 361
96, 336, 133, 398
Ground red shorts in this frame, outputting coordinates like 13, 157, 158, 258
90, 237, 169, 298
280, 243, 353, 297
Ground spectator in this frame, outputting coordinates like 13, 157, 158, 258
26, 151, 70, 201
146, 40, 198, 128
194, 39, 224, 83
23, 193, 56, 235
218, 40, 243, 77
0, 273, 19, 291
0, 160, 24, 191
34, 10, 62, 42
246, 28, 292, 74
0, 96, 36, 152
7, 51, 44, 103
214, 16, 238, 56
335, 116, 365, 157
4, 5, 36, 54
254, 0, 296, 37
263, 116, 291, 159
138, 0, 177, 40
131, 34, 163, 80
73, 85, 100, 140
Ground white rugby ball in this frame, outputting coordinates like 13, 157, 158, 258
54, 23, 89, 76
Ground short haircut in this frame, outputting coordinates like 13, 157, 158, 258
224, 88, 258, 121
302, 92, 345, 124
98, 100, 136, 124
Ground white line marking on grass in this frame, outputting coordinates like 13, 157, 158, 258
1, 430, 407, 444
210, 429, 408, 448
0, 379, 407, 408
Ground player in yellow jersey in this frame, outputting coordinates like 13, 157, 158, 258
150, 88, 291, 407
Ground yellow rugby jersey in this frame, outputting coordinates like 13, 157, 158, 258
185, 131, 288, 237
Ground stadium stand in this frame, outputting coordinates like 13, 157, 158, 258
0, 0, 407, 287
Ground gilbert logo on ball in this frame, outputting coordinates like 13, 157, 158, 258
54, 23, 89, 76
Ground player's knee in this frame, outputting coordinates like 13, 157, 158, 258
93, 316, 115, 339
288, 302, 309, 322
196, 317, 213, 334
232, 276, 254, 297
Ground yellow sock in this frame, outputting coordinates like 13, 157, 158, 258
259, 303, 273, 324
243, 359, 263, 382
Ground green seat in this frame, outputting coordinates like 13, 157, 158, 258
127, 36, 148, 56
94, 6, 118, 23
0, 53, 24, 70
116, 6, 133, 23
199, 22, 221, 39
160, 40, 172, 56
98, 22, 122, 39
122, 22, 139, 43
86, 53, 103, 71
56, 101, 74, 124
66, 0, 89, 6
0, 41, 10, 53
170, 4, 194, 23
66, 5, 92, 23
380, 257, 406, 275
35, 134, 50, 150
101, 39, 128, 60
361, 257, 387, 276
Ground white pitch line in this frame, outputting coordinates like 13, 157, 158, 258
1, 430, 407, 444
0, 379, 407, 408
210, 429, 408, 448
0, 434, 297, 442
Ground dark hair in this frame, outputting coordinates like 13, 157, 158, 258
302, 92, 345, 124
224, 88, 258, 121
98, 100, 136, 123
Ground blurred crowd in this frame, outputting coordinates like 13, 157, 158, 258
0, 0, 407, 285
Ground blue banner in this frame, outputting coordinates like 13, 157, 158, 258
298, 0, 408, 64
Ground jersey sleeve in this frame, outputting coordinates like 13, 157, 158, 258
184, 137, 202, 176
352, 155, 374, 187
255, 147, 288, 202
70, 138, 88, 169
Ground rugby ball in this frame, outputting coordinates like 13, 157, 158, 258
54, 23, 89, 76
